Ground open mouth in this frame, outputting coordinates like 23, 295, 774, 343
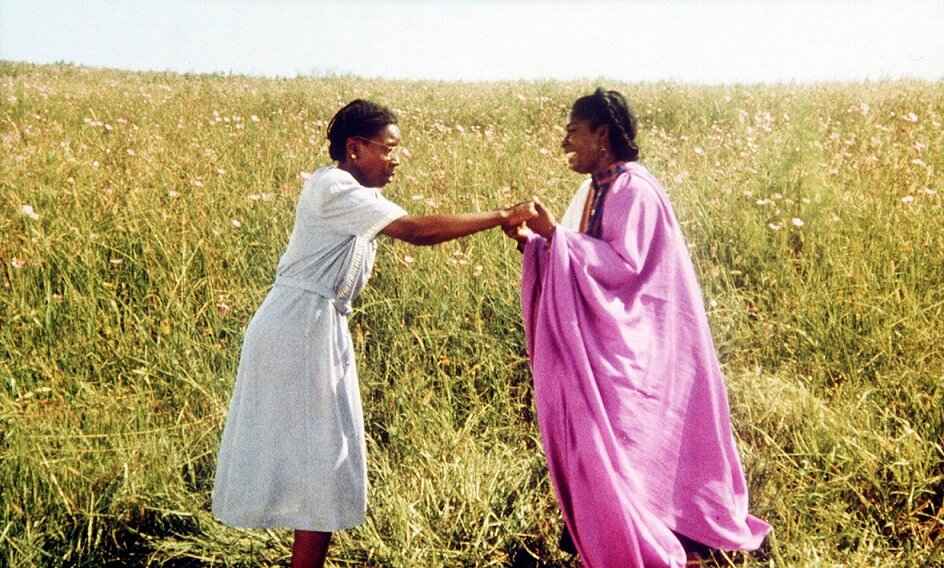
565, 151, 577, 164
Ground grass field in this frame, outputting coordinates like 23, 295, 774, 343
1, 61, 942, 567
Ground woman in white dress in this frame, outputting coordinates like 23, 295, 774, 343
211, 99, 536, 567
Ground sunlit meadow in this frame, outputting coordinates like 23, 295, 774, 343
1, 62, 942, 567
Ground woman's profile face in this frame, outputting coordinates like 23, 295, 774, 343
351, 123, 402, 188
561, 115, 607, 174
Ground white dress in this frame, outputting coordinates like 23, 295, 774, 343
211, 166, 406, 531
560, 178, 592, 231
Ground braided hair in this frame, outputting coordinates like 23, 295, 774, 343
327, 99, 398, 161
571, 88, 640, 162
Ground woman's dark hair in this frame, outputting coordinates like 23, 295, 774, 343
327, 99, 398, 161
571, 88, 640, 161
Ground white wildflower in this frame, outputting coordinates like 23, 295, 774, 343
19, 204, 39, 220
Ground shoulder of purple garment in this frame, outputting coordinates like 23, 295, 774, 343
626, 164, 668, 193
610, 170, 663, 207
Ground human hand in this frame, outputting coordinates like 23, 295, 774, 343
502, 221, 534, 244
501, 201, 538, 227
525, 197, 556, 239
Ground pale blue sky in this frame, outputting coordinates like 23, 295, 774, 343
1, 1, 942, 83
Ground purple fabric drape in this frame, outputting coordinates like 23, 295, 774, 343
521, 163, 770, 567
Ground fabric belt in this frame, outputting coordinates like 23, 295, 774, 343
273, 276, 352, 316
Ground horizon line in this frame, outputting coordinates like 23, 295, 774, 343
3, 59, 942, 88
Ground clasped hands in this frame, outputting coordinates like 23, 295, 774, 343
500, 198, 556, 247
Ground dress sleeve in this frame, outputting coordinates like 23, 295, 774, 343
316, 175, 407, 240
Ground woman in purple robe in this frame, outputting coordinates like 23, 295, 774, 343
504, 89, 770, 567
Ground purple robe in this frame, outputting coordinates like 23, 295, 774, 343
521, 162, 770, 567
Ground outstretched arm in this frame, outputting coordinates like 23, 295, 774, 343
382, 202, 537, 246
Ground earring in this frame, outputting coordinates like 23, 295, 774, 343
351, 154, 357, 160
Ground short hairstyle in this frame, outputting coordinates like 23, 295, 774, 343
326, 99, 398, 161
571, 88, 640, 162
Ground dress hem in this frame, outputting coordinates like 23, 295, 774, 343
213, 510, 366, 533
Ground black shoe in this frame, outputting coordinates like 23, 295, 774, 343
558, 524, 577, 555
675, 532, 713, 558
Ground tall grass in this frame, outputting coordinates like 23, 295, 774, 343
1, 62, 942, 566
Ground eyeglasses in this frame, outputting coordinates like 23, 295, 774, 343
354, 136, 410, 161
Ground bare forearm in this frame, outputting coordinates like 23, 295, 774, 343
390, 211, 507, 246
383, 201, 536, 246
